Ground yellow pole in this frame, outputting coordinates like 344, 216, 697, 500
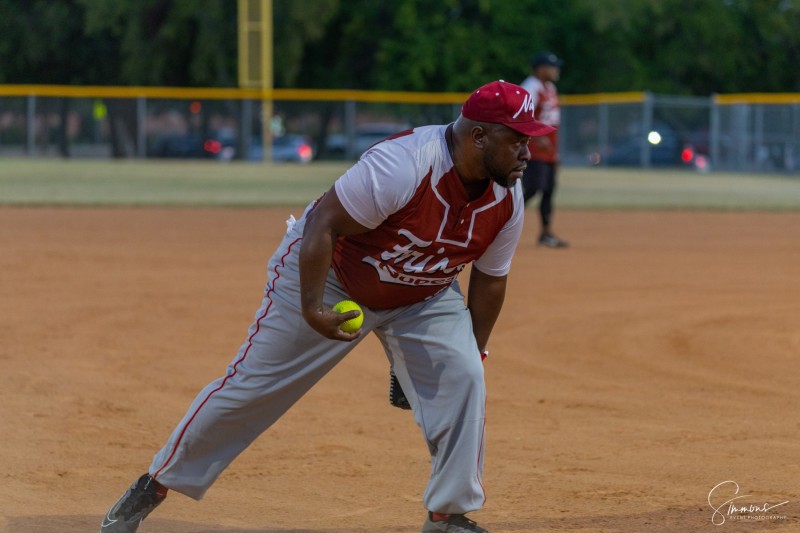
237, 0, 247, 88
237, 0, 272, 161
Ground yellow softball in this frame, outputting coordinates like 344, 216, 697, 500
332, 300, 363, 333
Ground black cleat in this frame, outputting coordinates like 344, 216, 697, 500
538, 233, 569, 248
422, 512, 489, 532
101, 474, 167, 532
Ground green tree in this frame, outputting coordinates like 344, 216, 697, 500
293, 0, 800, 95
274, 0, 339, 87
565, 0, 800, 94
78, 0, 237, 87
3, 0, 799, 94
0, 0, 119, 156
0, 0, 113, 85
293, 0, 549, 92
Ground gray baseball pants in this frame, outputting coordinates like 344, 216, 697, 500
148, 208, 487, 514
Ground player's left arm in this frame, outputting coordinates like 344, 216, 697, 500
467, 267, 507, 354
468, 184, 525, 353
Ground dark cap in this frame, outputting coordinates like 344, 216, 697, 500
531, 51, 563, 69
461, 80, 555, 137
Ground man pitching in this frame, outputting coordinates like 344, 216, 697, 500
101, 80, 553, 533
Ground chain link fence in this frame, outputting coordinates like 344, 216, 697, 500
562, 93, 799, 173
0, 88, 797, 173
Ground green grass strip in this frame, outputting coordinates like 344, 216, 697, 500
1, 158, 798, 210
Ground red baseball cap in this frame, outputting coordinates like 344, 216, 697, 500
461, 80, 555, 137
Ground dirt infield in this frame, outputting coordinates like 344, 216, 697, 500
1, 207, 798, 532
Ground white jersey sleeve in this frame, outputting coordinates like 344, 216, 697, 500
471, 182, 525, 276
520, 76, 543, 107
334, 142, 418, 229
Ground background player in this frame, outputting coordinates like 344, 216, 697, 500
100, 80, 553, 533
520, 51, 569, 248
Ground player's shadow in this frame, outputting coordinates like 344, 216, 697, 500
5, 506, 798, 532
2, 515, 410, 533
494, 504, 797, 532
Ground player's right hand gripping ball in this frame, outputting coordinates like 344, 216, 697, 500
332, 300, 363, 333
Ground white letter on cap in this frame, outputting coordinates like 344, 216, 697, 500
512, 94, 535, 119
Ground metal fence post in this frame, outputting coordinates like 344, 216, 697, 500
26, 94, 36, 154
754, 104, 764, 170
598, 102, 609, 165
136, 96, 147, 158
240, 98, 253, 160
793, 104, 800, 171
641, 92, 653, 168
710, 95, 720, 170
733, 104, 749, 170
344, 99, 357, 160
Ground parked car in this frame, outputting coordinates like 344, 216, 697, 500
148, 134, 209, 159
147, 130, 315, 163
325, 122, 412, 158
250, 134, 315, 163
603, 121, 708, 168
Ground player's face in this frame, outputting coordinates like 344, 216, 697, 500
546, 65, 561, 82
482, 126, 531, 188
537, 65, 560, 82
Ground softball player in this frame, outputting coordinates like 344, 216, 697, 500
101, 80, 553, 533
521, 51, 569, 248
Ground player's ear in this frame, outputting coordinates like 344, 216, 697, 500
471, 124, 489, 150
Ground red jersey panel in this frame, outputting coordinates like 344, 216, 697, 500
329, 125, 524, 310
521, 76, 560, 163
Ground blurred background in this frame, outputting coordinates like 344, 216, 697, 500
0, 0, 798, 172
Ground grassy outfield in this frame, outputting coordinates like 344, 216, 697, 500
558, 166, 800, 210
0, 157, 798, 209
0, 158, 346, 207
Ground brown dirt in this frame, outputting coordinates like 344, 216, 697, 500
1, 207, 798, 533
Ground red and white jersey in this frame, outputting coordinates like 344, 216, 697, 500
520, 76, 560, 162
329, 125, 524, 309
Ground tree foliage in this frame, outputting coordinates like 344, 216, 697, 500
0, 0, 798, 94
0, 0, 115, 84
273, 0, 339, 87
77, 0, 238, 86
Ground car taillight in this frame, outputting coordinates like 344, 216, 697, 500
204, 139, 222, 154
298, 144, 312, 159
681, 147, 694, 163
